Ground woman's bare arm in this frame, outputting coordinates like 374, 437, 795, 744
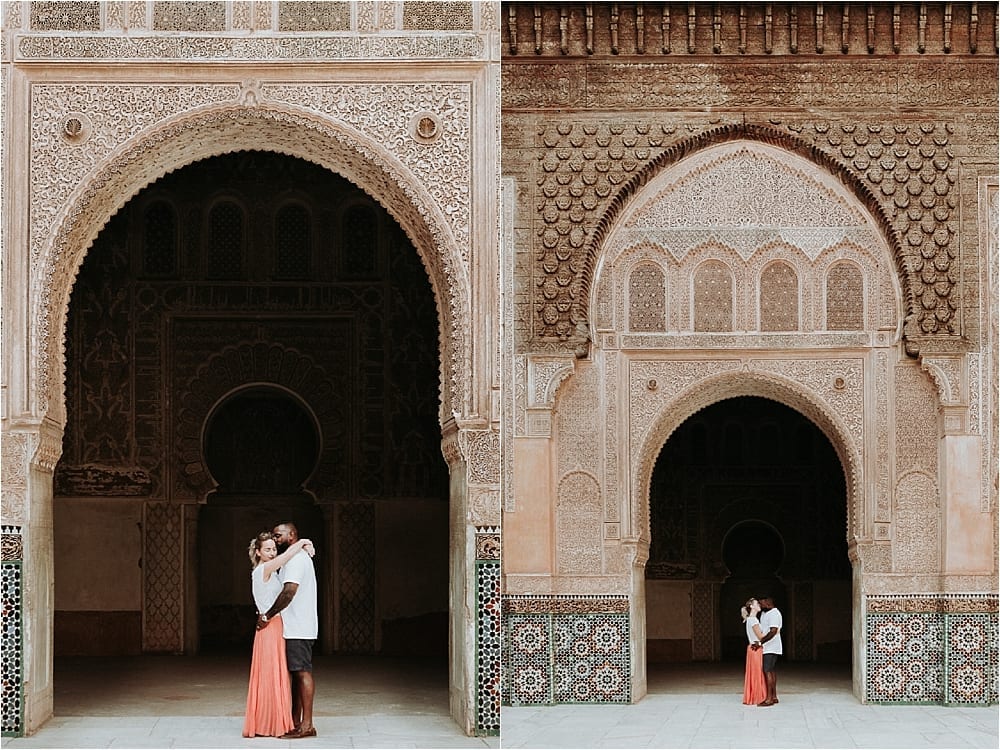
261, 539, 314, 579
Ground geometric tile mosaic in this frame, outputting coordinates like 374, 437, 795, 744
552, 613, 630, 703
945, 613, 999, 705
504, 595, 630, 706
867, 612, 945, 703
1, 526, 23, 737
866, 595, 998, 706
475, 527, 501, 736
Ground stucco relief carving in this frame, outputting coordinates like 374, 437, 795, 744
16, 35, 485, 60
556, 470, 603, 574
261, 83, 471, 260
462, 429, 500, 485
0, 433, 28, 524
527, 355, 575, 408
520, 117, 963, 350
750, 358, 864, 447
629, 360, 863, 543
875, 350, 892, 524
32, 94, 472, 427
894, 363, 940, 479
553, 362, 601, 479
470, 489, 501, 527
919, 355, 965, 406
893, 471, 941, 573
603, 354, 619, 522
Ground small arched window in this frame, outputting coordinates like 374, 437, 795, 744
826, 261, 864, 330
693, 261, 733, 332
628, 262, 666, 332
207, 200, 244, 279
759, 261, 799, 332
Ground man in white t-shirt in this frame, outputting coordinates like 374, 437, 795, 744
757, 595, 783, 707
258, 521, 318, 739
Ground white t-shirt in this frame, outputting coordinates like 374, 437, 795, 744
760, 607, 783, 655
745, 615, 761, 644
278, 549, 318, 639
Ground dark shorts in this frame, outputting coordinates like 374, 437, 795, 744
762, 653, 780, 672
285, 638, 315, 672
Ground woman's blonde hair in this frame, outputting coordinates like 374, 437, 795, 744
248, 531, 273, 569
740, 598, 758, 622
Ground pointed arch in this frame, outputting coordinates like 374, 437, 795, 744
633, 369, 862, 549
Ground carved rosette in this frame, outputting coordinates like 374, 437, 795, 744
32, 92, 473, 429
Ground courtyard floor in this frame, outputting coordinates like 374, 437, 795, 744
5, 657, 996, 749
503, 662, 999, 749
4, 653, 498, 749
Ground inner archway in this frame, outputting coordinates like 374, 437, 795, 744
53, 150, 450, 697
645, 396, 851, 673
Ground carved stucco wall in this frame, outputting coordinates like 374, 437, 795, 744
30, 89, 471, 427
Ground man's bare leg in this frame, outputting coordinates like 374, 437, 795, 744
298, 671, 315, 731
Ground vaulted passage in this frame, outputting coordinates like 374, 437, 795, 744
53, 152, 449, 665
646, 396, 851, 667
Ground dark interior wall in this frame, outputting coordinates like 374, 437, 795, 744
647, 396, 851, 663
54, 152, 449, 655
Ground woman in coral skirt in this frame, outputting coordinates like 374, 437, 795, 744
243, 531, 314, 738
741, 598, 768, 705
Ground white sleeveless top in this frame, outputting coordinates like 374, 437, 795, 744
251, 564, 283, 614
745, 615, 761, 644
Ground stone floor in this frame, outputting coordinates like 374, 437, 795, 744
5, 653, 499, 748
6, 657, 996, 749
503, 663, 1000, 749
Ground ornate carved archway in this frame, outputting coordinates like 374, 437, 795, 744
35, 102, 471, 428
633, 369, 862, 549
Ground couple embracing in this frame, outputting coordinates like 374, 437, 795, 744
741, 595, 782, 707
243, 521, 319, 739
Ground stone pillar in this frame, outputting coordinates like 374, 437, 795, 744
626, 539, 648, 703
2, 421, 61, 734
443, 420, 474, 734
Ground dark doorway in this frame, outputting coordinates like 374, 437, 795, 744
646, 396, 851, 666
54, 151, 449, 663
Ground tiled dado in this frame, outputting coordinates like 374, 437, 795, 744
503, 595, 630, 705
1, 526, 24, 737
475, 528, 501, 736
866, 594, 998, 705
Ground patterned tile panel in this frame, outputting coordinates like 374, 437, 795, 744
866, 595, 998, 706
1, 526, 23, 737
503, 595, 631, 706
552, 613, 630, 703
946, 613, 999, 705
475, 527, 501, 735
506, 613, 552, 705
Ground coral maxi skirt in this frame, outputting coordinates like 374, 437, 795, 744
743, 644, 767, 705
243, 615, 294, 737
